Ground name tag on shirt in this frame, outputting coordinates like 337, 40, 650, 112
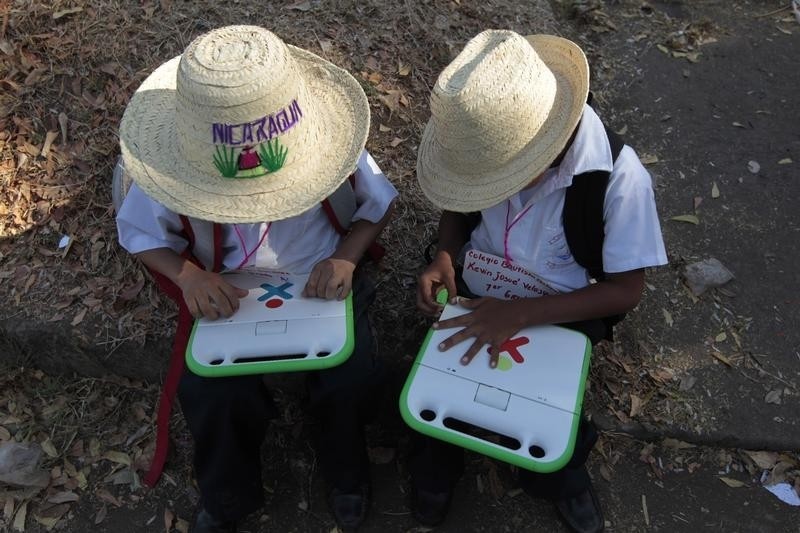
462, 249, 558, 299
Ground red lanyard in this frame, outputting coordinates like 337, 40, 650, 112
503, 200, 534, 263
234, 222, 272, 269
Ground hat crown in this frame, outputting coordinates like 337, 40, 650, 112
429, 30, 557, 174
174, 25, 314, 181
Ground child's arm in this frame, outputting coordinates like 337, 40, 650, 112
433, 268, 644, 368
136, 248, 247, 320
303, 200, 396, 300
416, 211, 472, 315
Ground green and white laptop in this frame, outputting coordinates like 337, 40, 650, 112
400, 294, 591, 472
186, 271, 353, 377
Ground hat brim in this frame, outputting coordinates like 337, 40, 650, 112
119, 46, 369, 223
417, 35, 589, 213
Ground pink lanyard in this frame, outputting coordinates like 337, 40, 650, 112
503, 200, 534, 263
234, 222, 272, 269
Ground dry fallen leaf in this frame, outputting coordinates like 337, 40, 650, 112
715, 332, 727, 342
164, 507, 175, 532
58, 113, 68, 144
711, 182, 720, 198
41, 438, 59, 458
671, 214, 700, 225
778, 158, 792, 165
629, 393, 643, 418
390, 137, 406, 147
719, 476, 746, 488
71, 307, 87, 326
743, 450, 779, 470
41, 131, 59, 158
662, 308, 673, 327
95, 489, 122, 508
711, 351, 733, 366
53, 7, 83, 19
103, 450, 131, 466
94, 505, 107, 525
764, 389, 782, 405
13, 500, 27, 532
398, 62, 411, 76
318, 39, 332, 54
286, 0, 312, 11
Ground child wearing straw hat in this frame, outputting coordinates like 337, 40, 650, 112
115, 26, 397, 533
412, 30, 667, 532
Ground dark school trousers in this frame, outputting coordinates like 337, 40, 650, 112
408, 278, 604, 500
177, 276, 383, 522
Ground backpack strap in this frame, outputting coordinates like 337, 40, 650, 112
562, 125, 625, 341
144, 217, 223, 487
562, 126, 624, 281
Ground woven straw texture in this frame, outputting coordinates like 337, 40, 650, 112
417, 31, 589, 212
119, 25, 369, 223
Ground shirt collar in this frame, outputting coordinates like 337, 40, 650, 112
556, 104, 614, 184
512, 104, 613, 208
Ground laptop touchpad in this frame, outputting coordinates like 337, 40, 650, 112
255, 320, 288, 335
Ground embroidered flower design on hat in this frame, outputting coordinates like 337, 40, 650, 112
211, 98, 303, 179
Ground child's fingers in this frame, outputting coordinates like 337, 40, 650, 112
324, 275, 340, 300
436, 324, 475, 351
487, 345, 500, 369
304, 267, 322, 297
444, 277, 458, 304
211, 286, 235, 317
186, 296, 201, 319
197, 295, 219, 321
458, 339, 485, 366
220, 283, 245, 312
338, 277, 352, 301
432, 312, 471, 331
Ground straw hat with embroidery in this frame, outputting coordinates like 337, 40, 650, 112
416, 30, 590, 212
119, 25, 369, 223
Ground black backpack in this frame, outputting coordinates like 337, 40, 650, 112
563, 125, 625, 338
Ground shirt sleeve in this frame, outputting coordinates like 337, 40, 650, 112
602, 146, 668, 273
351, 150, 398, 223
116, 183, 189, 255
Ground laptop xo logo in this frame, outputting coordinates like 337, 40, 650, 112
257, 282, 294, 309
489, 335, 529, 371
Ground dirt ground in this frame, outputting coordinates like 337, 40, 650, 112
1, 0, 800, 532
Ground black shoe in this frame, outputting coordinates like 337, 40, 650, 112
410, 485, 453, 527
192, 508, 237, 533
327, 483, 370, 531
554, 486, 604, 533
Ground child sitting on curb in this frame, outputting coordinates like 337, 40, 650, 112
115, 25, 397, 533
411, 29, 667, 533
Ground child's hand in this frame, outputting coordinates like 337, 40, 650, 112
432, 297, 528, 369
417, 252, 457, 316
303, 258, 356, 300
176, 267, 248, 320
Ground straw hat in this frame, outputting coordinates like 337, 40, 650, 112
416, 30, 589, 212
119, 25, 369, 223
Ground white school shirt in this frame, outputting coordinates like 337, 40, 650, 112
117, 150, 398, 274
466, 104, 668, 295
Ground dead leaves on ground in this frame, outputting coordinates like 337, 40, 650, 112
0, 367, 157, 531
